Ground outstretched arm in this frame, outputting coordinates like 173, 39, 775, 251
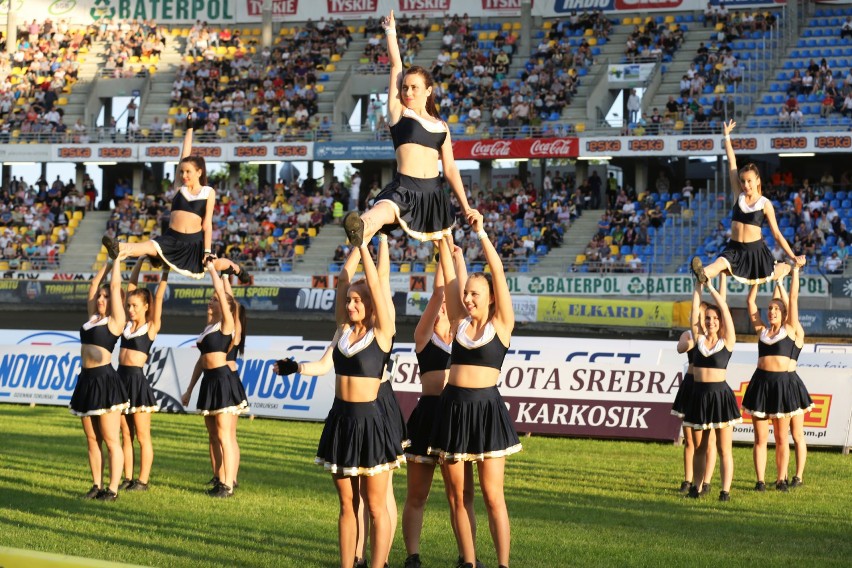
722, 120, 741, 199
335, 247, 361, 326
764, 201, 801, 263
275, 328, 342, 377
414, 261, 445, 348
438, 236, 466, 323
787, 263, 804, 339
360, 243, 393, 343
707, 280, 736, 347
127, 255, 144, 293
676, 329, 694, 354
108, 254, 127, 334
690, 282, 703, 341
440, 130, 476, 221
208, 261, 234, 335
377, 234, 396, 328
87, 261, 110, 315
746, 284, 764, 333
472, 210, 514, 334
181, 109, 195, 159
150, 267, 169, 335
384, 10, 404, 124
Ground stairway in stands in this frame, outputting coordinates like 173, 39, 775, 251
529, 208, 604, 275
59, 211, 111, 273
293, 225, 348, 275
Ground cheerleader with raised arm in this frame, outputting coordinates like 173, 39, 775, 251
691, 120, 803, 285
683, 280, 742, 501
70, 256, 128, 501
775, 263, 814, 487
117, 258, 169, 491
181, 262, 249, 498
342, 10, 477, 247
431, 211, 521, 568
742, 258, 813, 491
403, 246, 478, 568
278, 245, 401, 568
102, 111, 250, 282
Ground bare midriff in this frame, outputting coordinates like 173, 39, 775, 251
336, 375, 381, 402
395, 145, 440, 179
448, 364, 500, 389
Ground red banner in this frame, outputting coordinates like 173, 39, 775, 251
452, 138, 579, 160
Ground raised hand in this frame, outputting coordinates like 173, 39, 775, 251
723, 119, 736, 136
381, 9, 396, 31
274, 358, 299, 375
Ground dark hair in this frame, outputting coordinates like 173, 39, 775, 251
235, 301, 247, 356
704, 304, 725, 334
128, 288, 154, 323
180, 156, 208, 186
403, 66, 441, 119
98, 285, 125, 316
346, 278, 375, 326
738, 163, 761, 188
468, 272, 495, 319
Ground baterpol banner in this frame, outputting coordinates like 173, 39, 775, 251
391, 355, 686, 442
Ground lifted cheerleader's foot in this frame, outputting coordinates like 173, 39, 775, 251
343, 211, 365, 247
690, 256, 708, 284
102, 236, 120, 260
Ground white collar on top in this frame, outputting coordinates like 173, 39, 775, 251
760, 326, 788, 344
697, 335, 726, 357
196, 321, 222, 343
337, 326, 376, 357
123, 321, 150, 339
82, 315, 109, 330
455, 317, 496, 349
401, 107, 447, 133
737, 194, 767, 212
430, 332, 452, 354
180, 185, 212, 201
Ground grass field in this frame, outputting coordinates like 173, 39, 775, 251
1, 405, 850, 568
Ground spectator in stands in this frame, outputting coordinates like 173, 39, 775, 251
821, 92, 835, 118
790, 106, 804, 131
843, 17, 852, 40
627, 89, 640, 124
824, 251, 843, 274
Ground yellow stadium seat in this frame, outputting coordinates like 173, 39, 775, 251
325, 63, 336, 72
295, 245, 305, 255
448, 114, 459, 124
604, 236, 613, 246
502, 22, 511, 31
631, 17, 642, 25
57, 97, 68, 106
624, 254, 635, 263
622, 17, 631, 25
68, 219, 79, 229
430, 23, 441, 32
252, 28, 261, 36
575, 122, 585, 133
217, 129, 227, 139
664, 15, 675, 24
610, 245, 619, 256
588, 37, 597, 46
128, 236, 140, 243
96, 252, 108, 262
57, 244, 65, 254
400, 263, 411, 273
0, 261, 9, 271
584, 28, 593, 36
331, 54, 341, 62
543, 21, 552, 30
308, 227, 317, 237
36, 235, 46, 245
72, 210, 83, 220
173, 128, 184, 138
168, 106, 178, 115
512, 22, 521, 30
425, 263, 437, 273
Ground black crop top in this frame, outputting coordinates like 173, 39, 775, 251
171, 186, 211, 218
731, 194, 767, 227
226, 345, 239, 362
451, 319, 509, 370
417, 333, 452, 375
80, 317, 120, 352
692, 337, 732, 369
332, 328, 389, 379
790, 343, 802, 362
197, 323, 233, 355
758, 328, 795, 358
121, 322, 153, 355
389, 110, 447, 151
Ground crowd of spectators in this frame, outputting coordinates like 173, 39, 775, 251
623, 18, 685, 63
98, 19, 166, 78
0, 18, 93, 141
0, 174, 89, 269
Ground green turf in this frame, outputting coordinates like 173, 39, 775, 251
0, 405, 850, 567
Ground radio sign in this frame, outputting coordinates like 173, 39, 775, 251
731, 138, 758, 151
677, 139, 713, 152
145, 146, 181, 158
587, 140, 621, 152
235, 146, 268, 158
191, 147, 222, 158
275, 145, 309, 157
58, 147, 91, 159
770, 137, 807, 150
815, 136, 852, 149
99, 147, 132, 159
628, 139, 664, 152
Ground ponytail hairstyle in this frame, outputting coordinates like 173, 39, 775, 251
235, 301, 247, 356
403, 66, 441, 120
180, 155, 208, 186
128, 288, 154, 323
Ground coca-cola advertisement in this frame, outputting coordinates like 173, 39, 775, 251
452, 138, 579, 160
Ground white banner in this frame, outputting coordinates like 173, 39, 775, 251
50, 142, 313, 163
403, 291, 538, 322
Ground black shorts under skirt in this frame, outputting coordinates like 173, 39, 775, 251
671, 372, 695, 419
717, 239, 777, 285
196, 366, 249, 416
315, 397, 405, 477
69, 364, 129, 417
374, 173, 454, 241
683, 381, 743, 430
742, 368, 814, 419
118, 365, 160, 414
377, 380, 410, 452
151, 228, 205, 279
428, 384, 522, 462
405, 395, 440, 464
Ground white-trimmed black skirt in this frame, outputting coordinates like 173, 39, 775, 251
671, 372, 695, 420
196, 366, 249, 416
374, 173, 454, 242
405, 394, 440, 464
742, 368, 814, 419
315, 397, 405, 477
683, 381, 742, 430
717, 239, 777, 285
377, 379, 410, 452
428, 384, 522, 461
118, 365, 160, 414
69, 364, 130, 417
151, 228, 205, 279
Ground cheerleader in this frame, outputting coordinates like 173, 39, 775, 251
279, 245, 401, 568
102, 111, 249, 282
775, 263, 814, 487
431, 213, 522, 568
70, 256, 128, 501
181, 262, 249, 498
683, 280, 742, 502
691, 120, 803, 285
117, 258, 169, 491
742, 258, 812, 492
403, 248, 477, 568
342, 9, 477, 247
219, 274, 247, 491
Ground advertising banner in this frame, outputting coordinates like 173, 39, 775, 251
403, 291, 538, 322
314, 142, 395, 161
536, 296, 673, 328
452, 138, 579, 160
48, 142, 312, 163
391, 354, 685, 441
